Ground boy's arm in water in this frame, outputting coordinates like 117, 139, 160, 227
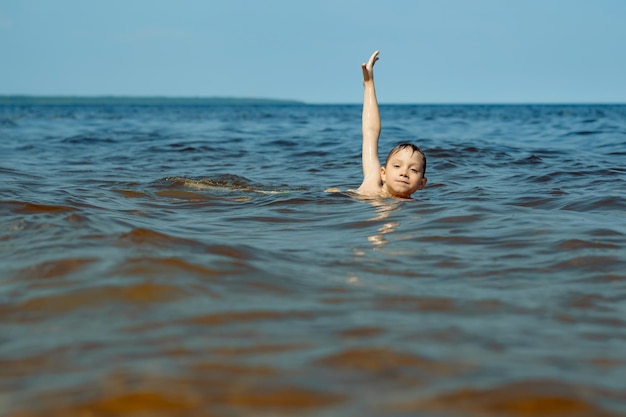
357, 50, 383, 195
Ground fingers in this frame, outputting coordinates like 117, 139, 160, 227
362, 50, 380, 82
368, 50, 380, 66
362, 63, 370, 82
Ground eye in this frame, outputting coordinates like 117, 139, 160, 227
411, 169, 418, 173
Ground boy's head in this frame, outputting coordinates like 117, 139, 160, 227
381, 143, 427, 198
384, 143, 427, 175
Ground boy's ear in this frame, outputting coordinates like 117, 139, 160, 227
380, 166, 386, 182
418, 177, 428, 190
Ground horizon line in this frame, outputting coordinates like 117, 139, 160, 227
0, 94, 625, 106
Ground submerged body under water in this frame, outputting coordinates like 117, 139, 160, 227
1, 103, 626, 416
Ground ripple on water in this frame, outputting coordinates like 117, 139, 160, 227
556, 239, 621, 250
15, 370, 346, 417
562, 196, 626, 212
316, 347, 472, 378
5, 282, 190, 322
4, 200, 75, 214
111, 257, 230, 278
395, 379, 623, 417
10, 257, 98, 281
118, 228, 205, 249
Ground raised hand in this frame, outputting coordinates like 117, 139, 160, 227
362, 50, 380, 83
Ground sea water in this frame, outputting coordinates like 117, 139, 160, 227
1, 103, 625, 416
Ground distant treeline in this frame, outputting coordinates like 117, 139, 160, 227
0, 96, 305, 106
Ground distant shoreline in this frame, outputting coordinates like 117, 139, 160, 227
0, 96, 624, 106
0, 95, 305, 106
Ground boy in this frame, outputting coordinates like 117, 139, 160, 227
357, 50, 427, 199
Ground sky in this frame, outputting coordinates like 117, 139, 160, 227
1, 0, 626, 103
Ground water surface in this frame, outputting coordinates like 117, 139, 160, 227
1, 103, 626, 416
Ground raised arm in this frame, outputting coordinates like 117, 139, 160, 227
357, 50, 382, 195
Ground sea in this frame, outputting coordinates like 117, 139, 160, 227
1, 101, 626, 417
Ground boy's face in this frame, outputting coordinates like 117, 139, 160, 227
381, 148, 427, 198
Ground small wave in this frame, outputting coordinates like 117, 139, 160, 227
61, 135, 117, 144
546, 255, 623, 273
562, 196, 626, 212
514, 154, 544, 165
154, 189, 212, 201
182, 310, 313, 327
399, 379, 619, 417
160, 143, 219, 153
562, 130, 605, 137
10, 257, 97, 281
510, 195, 562, 209
111, 257, 226, 279
373, 294, 511, 315
4, 282, 190, 324
111, 189, 149, 198
269, 139, 299, 147
556, 239, 620, 250
316, 347, 472, 379
158, 175, 295, 195
17, 371, 345, 417
118, 227, 204, 249
3, 200, 75, 214
0, 117, 18, 127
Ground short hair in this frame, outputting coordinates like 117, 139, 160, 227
384, 143, 427, 176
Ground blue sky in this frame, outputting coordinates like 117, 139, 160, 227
2, 0, 625, 103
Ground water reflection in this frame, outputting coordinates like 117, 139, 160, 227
367, 199, 403, 248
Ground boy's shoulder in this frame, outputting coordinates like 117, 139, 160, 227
357, 172, 383, 195
356, 182, 383, 197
